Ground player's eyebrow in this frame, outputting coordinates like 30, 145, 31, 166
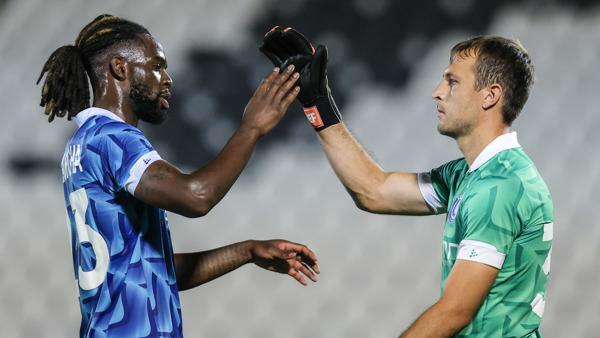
152, 55, 168, 68
443, 72, 459, 81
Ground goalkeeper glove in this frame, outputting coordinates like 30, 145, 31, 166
260, 27, 341, 131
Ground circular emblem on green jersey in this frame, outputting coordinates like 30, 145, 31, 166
448, 195, 462, 223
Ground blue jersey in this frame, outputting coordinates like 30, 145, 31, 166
62, 107, 183, 337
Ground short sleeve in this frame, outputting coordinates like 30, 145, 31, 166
101, 123, 161, 194
418, 158, 465, 214
457, 180, 522, 269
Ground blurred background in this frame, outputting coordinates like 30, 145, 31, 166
0, 0, 599, 337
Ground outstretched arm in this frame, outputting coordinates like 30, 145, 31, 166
399, 260, 499, 337
259, 28, 432, 215
134, 66, 300, 217
174, 239, 319, 291
317, 124, 432, 215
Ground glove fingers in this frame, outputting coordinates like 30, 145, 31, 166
264, 25, 283, 36
259, 45, 283, 67
263, 27, 295, 59
283, 27, 315, 55
269, 32, 299, 59
318, 45, 329, 93
281, 55, 311, 73
311, 45, 328, 91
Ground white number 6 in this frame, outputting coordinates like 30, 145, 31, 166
69, 188, 110, 290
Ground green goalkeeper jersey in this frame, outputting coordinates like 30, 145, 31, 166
418, 132, 553, 337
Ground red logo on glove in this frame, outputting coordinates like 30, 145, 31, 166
303, 106, 324, 128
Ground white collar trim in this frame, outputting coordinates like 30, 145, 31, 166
468, 132, 520, 172
74, 107, 125, 127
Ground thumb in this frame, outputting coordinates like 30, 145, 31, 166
312, 45, 328, 93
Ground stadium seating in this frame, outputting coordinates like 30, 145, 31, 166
0, 0, 598, 336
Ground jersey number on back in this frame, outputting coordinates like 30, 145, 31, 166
69, 188, 110, 290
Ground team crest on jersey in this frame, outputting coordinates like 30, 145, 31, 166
447, 195, 462, 223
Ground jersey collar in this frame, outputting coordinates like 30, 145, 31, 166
468, 132, 521, 172
73, 107, 125, 128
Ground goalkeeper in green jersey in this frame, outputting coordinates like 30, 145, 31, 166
260, 28, 553, 337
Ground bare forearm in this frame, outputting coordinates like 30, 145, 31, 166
317, 124, 386, 205
174, 240, 254, 291
400, 301, 470, 338
135, 67, 298, 217
187, 126, 260, 213
317, 124, 431, 215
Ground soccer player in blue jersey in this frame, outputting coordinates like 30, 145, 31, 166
37, 15, 319, 338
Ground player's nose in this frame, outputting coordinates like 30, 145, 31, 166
163, 71, 173, 89
432, 81, 444, 101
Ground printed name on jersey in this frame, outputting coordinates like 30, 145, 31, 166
61, 144, 83, 182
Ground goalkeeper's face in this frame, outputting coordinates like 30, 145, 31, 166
432, 55, 483, 139
127, 34, 173, 125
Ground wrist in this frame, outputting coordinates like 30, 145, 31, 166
236, 124, 262, 141
302, 96, 341, 131
243, 240, 257, 264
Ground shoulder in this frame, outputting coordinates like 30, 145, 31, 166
431, 157, 469, 190
439, 157, 468, 173
463, 148, 551, 214
86, 118, 149, 149
92, 118, 145, 138
431, 157, 468, 182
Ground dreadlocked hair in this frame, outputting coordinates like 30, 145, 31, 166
37, 14, 150, 122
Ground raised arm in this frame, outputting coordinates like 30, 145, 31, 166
134, 66, 300, 217
317, 124, 431, 215
174, 239, 319, 290
259, 27, 432, 215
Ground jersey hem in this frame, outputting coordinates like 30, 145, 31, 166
417, 172, 445, 214
456, 239, 506, 269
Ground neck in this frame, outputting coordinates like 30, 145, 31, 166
92, 82, 139, 127
456, 124, 509, 168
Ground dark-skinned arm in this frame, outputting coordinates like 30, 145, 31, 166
135, 65, 300, 217
174, 239, 320, 291
399, 260, 499, 337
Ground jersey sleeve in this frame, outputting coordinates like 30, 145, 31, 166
417, 158, 464, 214
456, 179, 522, 269
100, 123, 162, 194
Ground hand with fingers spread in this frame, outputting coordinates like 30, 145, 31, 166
259, 26, 342, 131
242, 65, 300, 137
251, 239, 320, 286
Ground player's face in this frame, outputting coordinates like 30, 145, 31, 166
432, 54, 483, 139
128, 35, 173, 124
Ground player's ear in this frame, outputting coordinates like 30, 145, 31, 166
482, 83, 502, 110
109, 56, 128, 81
